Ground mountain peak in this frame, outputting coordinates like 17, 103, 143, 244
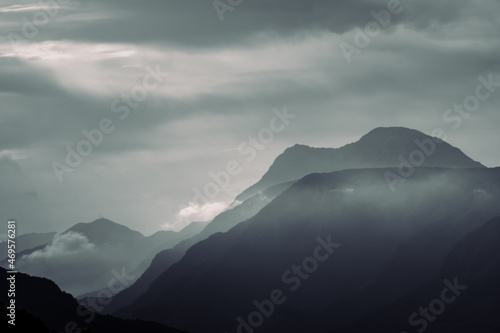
358, 127, 437, 143
236, 127, 485, 201
64, 218, 144, 244
283, 143, 315, 153
88, 217, 119, 225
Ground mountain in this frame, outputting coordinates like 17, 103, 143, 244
105, 127, 486, 315
103, 181, 294, 313
63, 218, 144, 244
0, 267, 186, 333
127, 221, 207, 276
318, 209, 495, 329
237, 127, 485, 201
0, 232, 55, 261
0, 218, 204, 296
336, 216, 500, 333
78, 221, 207, 309
117, 167, 500, 332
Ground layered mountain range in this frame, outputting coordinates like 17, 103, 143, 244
4, 127, 499, 333
1, 218, 206, 296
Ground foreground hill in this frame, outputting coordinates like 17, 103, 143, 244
0, 267, 185, 333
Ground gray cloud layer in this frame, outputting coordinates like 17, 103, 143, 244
0, 0, 499, 234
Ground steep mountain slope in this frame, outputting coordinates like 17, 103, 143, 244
118, 167, 500, 333
319, 209, 494, 329
107, 127, 487, 316
0, 268, 185, 333
104, 181, 294, 313
123, 221, 207, 277
237, 127, 485, 201
336, 216, 500, 333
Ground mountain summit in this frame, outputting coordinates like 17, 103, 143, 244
237, 127, 484, 200
63, 218, 145, 244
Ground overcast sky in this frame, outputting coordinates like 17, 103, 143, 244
0, 0, 499, 236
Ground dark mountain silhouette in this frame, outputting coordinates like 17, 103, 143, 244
336, 216, 500, 333
0, 232, 55, 261
0, 268, 185, 333
117, 167, 500, 332
1, 301, 52, 332
237, 127, 485, 201
318, 209, 495, 329
6, 127, 497, 333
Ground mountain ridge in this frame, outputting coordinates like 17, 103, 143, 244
237, 127, 485, 201
118, 167, 500, 332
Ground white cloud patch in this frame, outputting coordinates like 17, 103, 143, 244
23, 231, 95, 260
164, 202, 228, 231
0, 4, 53, 13
0, 149, 27, 160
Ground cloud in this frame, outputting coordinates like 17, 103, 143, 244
0, 4, 61, 13
23, 231, 95, 261
0, 0, 498, 237
18, 0, 482, 48
17, 231, 122, 295
165, 202, 228, 231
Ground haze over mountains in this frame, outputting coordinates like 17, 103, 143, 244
0, 232, 55, 261
5, 127, 500, 332
117, 167, 500, 332
1, 218, 206, 296
103, 126, 482, 314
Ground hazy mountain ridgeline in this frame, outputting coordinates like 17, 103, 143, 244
0, 268, 186, 333
237, 127, 484, 201
103, 181, 295, 313
0, 218, 205, 296
117, 167, 500, 332
125, 221, 207, 279
0, 232, 56, 262
104, 127, 487, 315
3, 127, 494, 332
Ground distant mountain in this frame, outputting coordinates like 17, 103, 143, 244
63, 218, 144, 245
79, 221, 207, 308
128, 221, 207, 276
0, 268, 185, 333
237, 127, 485, 201
0, 232, 55, 261
0, 218, 204, 296
103, 181, 294, 313
117, 167, 500, 333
